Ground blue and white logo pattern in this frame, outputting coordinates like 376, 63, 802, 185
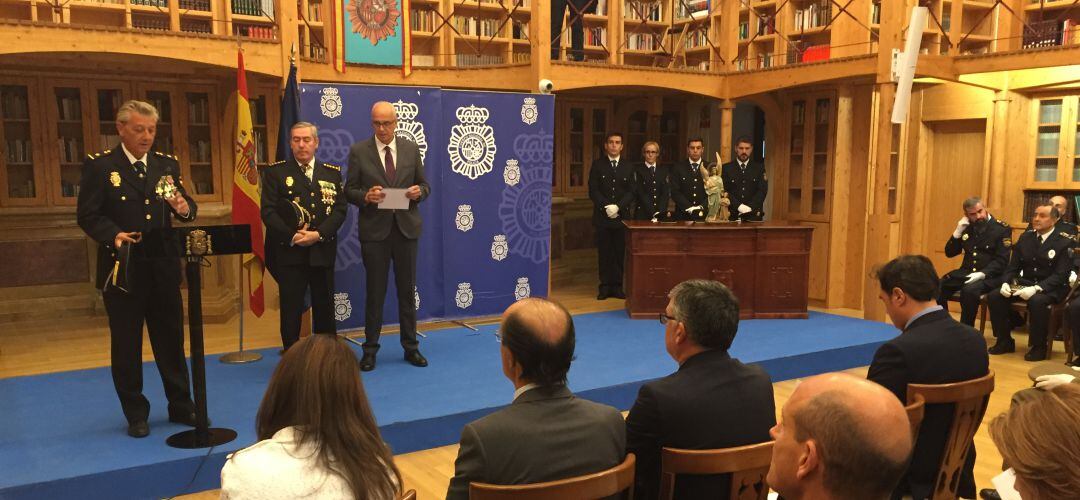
520, 97, 538, 125
455, 204, 474, 232
503, 159, 521, 186
333, 292, 352, 321
448, 105, 496, 180
491, 234, 509, 261
317, 128, 356, 165
393, 100, 428, 162
514, 277, 531, 301
320, 87, 343, 119
455, 282, 474, 309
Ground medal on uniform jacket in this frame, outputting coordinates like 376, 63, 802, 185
962, 234, 969, 241
155, 175, 178, 200
286, 176, 294, 187
109, 171, 121, 188
318, 181, 337, 212
1049, 249, 1056, 259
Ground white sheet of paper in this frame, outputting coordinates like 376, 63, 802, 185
378, 188, 410, 210
990, 469, 1022, 500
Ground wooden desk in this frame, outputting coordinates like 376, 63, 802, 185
623, 221, 813, 319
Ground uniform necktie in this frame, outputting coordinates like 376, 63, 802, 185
611, 160, 617, 169
740, 162, 747, 173
384, 146, 396, 183
133, 160, 146, 176
649, 165, 655, 175
691, 162, 699, 171
303, 163, 313, 182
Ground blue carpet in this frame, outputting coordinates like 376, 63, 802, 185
0, 310, 897, 499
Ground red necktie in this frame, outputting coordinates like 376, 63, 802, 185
384, 146, 396, 184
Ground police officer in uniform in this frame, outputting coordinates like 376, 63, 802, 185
588, 132, 635, 300
987, 203, 1074, 361
936, 197, 1012, 326
669, 138, 708, 221
633, 141, 669, 220
721, 136, 768, 222
76, 100, 197, 438
262, 122, 346, 350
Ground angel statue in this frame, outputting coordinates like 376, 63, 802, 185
702, 152, 730, 222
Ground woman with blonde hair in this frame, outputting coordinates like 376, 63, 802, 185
221, 334, 401, 499
988, 383, 1080, 500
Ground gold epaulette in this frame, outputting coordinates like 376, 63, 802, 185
86, 149, 111, 160
997, 219, 1009, 227
1061, 231, 1073, 239
268, 160, 286, 167
322, 163, 341, 171
154, 151, 178, 161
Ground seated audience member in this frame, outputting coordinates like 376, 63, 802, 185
446, 298, 625, 500
626, 279, 775, 500
767, 373, 913, 500
869, 254, 989, 500
988, 384, 1080, 500
220, 334, 400, 500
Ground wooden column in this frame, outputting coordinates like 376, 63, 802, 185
987, 85, 1013, 211
827, 85, 854, 308
718, 99, 734, 163
279, 0, 300, 81
717, 0, 740, 72
530, 0, 551, 87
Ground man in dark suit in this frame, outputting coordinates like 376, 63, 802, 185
633, 141, 670, 220
587, 132, 635, 300
345, 101, 430, 372
936, 197, 1012, 326
626, 279, 775, 500
446, 298, 625, 500
868, 254, 989, 500
669, 137, 708, 221
721, 136, 768, 222
261, 122, 347, 351
988, 203, 1074, 361
76, 100, 197, 438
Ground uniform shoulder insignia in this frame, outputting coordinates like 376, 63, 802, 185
1003, 238, 1012, 248
153, 151, 178, 161
322, 163, 341, 171
997, 219, 1009, 227
1061, 232, 1072, 239
269, 160, 286, 167
86, 149, 110, 160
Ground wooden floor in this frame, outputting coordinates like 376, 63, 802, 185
0, 276, 1060, 499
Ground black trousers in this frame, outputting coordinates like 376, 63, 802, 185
988, 292, 1055, 347
1067, 298, 1080, 353
276, 263, 336, 349
551, 0, 592, 60
361, 224, 419, 354
595, 224, 625, 294
102, 259, 192, 424
937, 277, 993, 326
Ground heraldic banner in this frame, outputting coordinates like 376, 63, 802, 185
341, 0, 405, 66
300, 83, 554, 332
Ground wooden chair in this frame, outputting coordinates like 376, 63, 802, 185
944, 291, 988, 331
469, 453, 636, 500
905, 393, 926, 439
907, 371, 995, 500
658, 441, 773, 500
399, 489, 416, 500
979, 295, 1068, 359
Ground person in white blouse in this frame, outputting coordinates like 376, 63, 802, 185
221, 334, 401, 500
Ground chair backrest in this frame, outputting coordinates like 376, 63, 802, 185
905, 393, 926, 439
658, 441, 774, 500
469, 453, 636, 500
398, 489, 416, 500
907, 370, 995, 500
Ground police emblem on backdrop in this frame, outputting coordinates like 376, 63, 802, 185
448, 104, 497, 180
334, 292, 352, 321
455, 204, 475, 232
393, 100, 428, 162
455, 282, 474, 309
520, 97, 538, 125
491, 234, 509, 261
514, 277, 531, 301
320, 87, 343, 119
317, 128, 356, 165
503, 158, 521, 186
348, 0, 400, 44
499, 158, 551, 264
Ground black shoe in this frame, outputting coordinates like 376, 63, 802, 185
1025, 346, 1048, 361
169, 410, 199, 427
1066, 358, 1080, 368
596, 292, 608, 300
610, 290, 626, 299
405, 350, 428, 367
127, 420, 149, 438
979, 488, 1002, 500
360, 352, 376, 372
988, 340, 1016, 355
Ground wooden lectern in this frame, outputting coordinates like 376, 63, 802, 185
623, 221, 813, 319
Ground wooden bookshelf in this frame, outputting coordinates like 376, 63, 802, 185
1028, 96, 1080, 189
785, 91, 835, 220
0, 81, 46, 207
298, 0, 328, 62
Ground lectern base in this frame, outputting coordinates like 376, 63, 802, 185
166, 427, 238, 449
219, 351, 262, 364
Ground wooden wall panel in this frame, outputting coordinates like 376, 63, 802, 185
804, 220, 829, 301
0, 239, 88, 287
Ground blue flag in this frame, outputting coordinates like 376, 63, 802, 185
276, 63, 301, 162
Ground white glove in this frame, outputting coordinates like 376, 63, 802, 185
1071, 271, 1077, 286
604, 204, 618, 219
1000, 282, 1013, 297
685, 205, 703, 214
953, 217, 971, 239
737, 204, 752, 214
1016, 286, 1039, 300
964, 272, 986, 284
1035, 374, 1077, 390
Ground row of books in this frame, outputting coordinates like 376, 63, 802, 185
512, 20, 529, 40
178, 0, 210, 11
684, 27, 709, 49
1, 91, 29, 120
675, 0, 708, 20
410, 9, 436, 32
584, 26, 607, 46
307, 1, 322, 22
232, 0, 274, 17
189, 139, 212, 163
56, 96, 83, 122
871, 1, 880, 25
57, 137, 85, 164
132, 14, 169, 31
9, 176, 37, 198
456, 53, 505, 66
181, 19, 212, 33
99, 134, 121, 151
188, 98, 210, 124
625, 33, 659, 51
624, 1, 662, 22
60, 181, 79, 198
235, 24, 275, 39
793, 2, 832, 31
131, 0, 167, 7
738, 18, 775, 39
511, 51, 530, 63
1023, 19, 1080, 48
5, 139, 32, 164
454, 16, 502, 37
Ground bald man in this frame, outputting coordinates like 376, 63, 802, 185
345, 101, 431, 371
446, 298, 625, 500
767, 373, 913, 500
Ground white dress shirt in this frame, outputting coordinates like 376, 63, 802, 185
120, 143, 148, 167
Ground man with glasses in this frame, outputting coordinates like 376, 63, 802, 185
345, 101, 431, 372
626, 279, 775, 500
261, 122, 347, 351
633, 141, 670, 221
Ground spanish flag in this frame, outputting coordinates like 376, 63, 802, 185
233, 50, 266, 317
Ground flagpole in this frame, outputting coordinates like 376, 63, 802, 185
221, 257, 262, 364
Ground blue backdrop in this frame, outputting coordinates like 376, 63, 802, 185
300, 83, 554, 332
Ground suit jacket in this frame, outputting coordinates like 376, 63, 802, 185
587, 157, 636, 227
669, 159, 708, 220
720, 160, 767, 220
633, 162, 670, 220
76, 147, 197, 289
1001, 228, 1074, 301
867, 309, 989, 500
942, 215, 1012, 288
626, 350, 775, 500
344, 137, 430, 242
260, 159, 347, 270
446, 385, 626, 500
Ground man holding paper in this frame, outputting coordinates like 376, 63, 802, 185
346, 101, 430, 372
